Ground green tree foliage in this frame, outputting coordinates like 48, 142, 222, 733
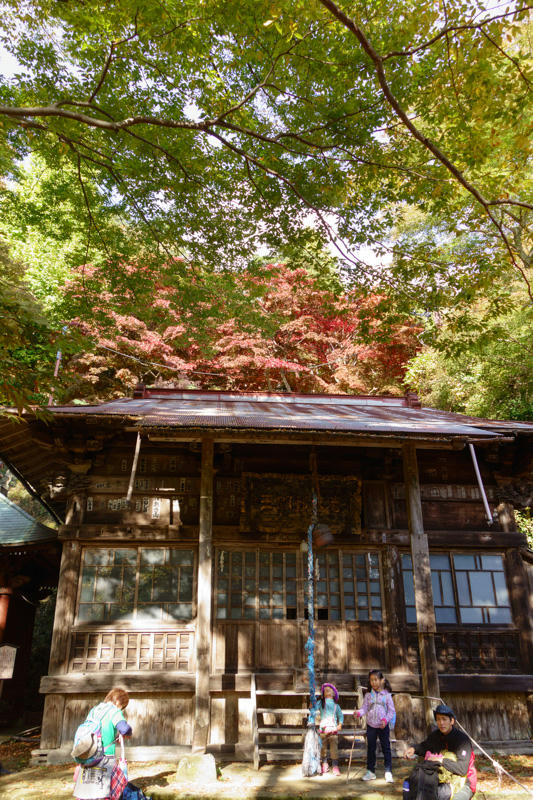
0, 240, 59, 410
0, 1, 532, 419
514, 508, 533, 549
26, 591, 57, 713
0, 0, 530, 291
405, 295, 533, 420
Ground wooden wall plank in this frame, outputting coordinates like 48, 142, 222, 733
62, 693, 194, 747
40, 694, 66, 748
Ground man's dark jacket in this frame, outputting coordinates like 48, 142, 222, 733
411, 727, 474, 789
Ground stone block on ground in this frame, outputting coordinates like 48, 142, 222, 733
175, 753, 217, 783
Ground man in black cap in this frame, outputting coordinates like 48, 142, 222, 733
403, 704, 477, 800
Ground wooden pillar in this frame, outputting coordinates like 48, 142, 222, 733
403, 443, 440, 728
382, 546, 408, 673
48, 540, 81, 675
192, 437, 214, 752
40, 540, 81, 749
504, 548, 533, 671
497, 502, 517, 532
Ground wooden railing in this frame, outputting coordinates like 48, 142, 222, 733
68, 629, 194, 672
407, 629, 522, 674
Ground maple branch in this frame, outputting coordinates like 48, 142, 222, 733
206, 127, 370, 274
317, 0, 533, 302
380, 6, 533, 61
479, 28, 532, 89
88, 12, 140, 102
75, 154, 110, 256
486, 199, 533, 211
442, 0, 468, 122
89, 44, 116, 104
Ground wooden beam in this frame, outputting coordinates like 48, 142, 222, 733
40, 672, 196, 693
40, 541, 80, 749
440, 673, 533, 693
403, 443, 440, 727
192, 437, 214, 752
145, 431, 468, 448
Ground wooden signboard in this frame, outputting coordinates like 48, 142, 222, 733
241, 473, 361, 535
0, 644, 17, 679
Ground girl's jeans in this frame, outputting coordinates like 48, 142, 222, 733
366, 724, 392, 772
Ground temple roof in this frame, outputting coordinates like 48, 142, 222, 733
31, 388, 533, 438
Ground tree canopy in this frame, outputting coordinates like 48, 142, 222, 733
0, 0, 531, 286
0, 1, 532, 417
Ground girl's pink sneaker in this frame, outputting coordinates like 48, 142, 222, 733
332, 766, 340, 776
321, 761, 329, 774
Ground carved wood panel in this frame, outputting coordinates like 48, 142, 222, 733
240, 473, 361, 536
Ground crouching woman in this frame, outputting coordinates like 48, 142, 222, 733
73, 687, 132, 800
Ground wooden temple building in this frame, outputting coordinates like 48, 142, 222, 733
0, 387, 532, 763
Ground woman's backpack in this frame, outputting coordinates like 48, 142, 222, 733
71, 703, 113, 766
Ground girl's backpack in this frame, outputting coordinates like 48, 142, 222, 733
71, 703, 113, 766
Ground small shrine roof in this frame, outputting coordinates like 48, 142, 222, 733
0, 493, 57, 545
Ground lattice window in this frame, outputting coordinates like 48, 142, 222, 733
77, 547, 195, 623
402, 552, 512, 626
340, 552, 382, 622
453, 553, 512, 624
215, 548, 382, 622
69, 630, 193, 671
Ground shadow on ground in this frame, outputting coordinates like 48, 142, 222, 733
0, 751, 531, 800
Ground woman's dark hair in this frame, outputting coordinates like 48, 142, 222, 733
104, 687, 130, 709
368, 669, 392, 693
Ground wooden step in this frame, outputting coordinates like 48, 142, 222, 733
258, 708, 358, 715
258, 727, 365, 735
258, 746, 366, 759
257, 689, 360, 696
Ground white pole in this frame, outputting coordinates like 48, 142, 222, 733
126, 432, 141, 502
468, 443, 493, 525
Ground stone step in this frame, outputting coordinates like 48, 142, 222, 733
30, 750, 49, 767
